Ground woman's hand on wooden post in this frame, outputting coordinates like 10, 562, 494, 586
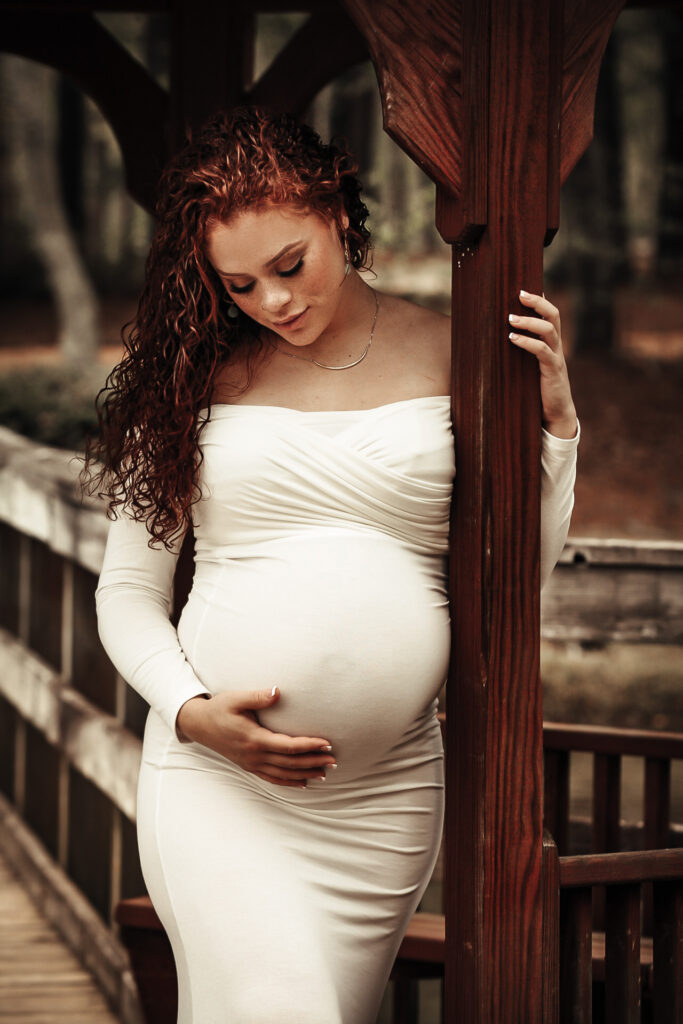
175, 688, 337, 787
508, 290, 578, 439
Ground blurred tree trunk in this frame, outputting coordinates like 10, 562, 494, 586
2, 56, 99, 364
614, 10, 665, 282
569, 38, 625, 355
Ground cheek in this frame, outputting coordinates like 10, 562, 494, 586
302, 255, 340, 299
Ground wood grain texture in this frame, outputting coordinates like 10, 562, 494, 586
560, 848, 683, 887
0, 10, 167, 211
544, 750, 570, 855
342, 0, 464, 193
605, 883, 641, 1023
653, 880, 683, 1024
559, 0, 626, 182
560, 886, 593, 1024
542, 832, 561, 1024
439, 0, 561, 1016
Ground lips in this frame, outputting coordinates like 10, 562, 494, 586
274, 308, 308, 328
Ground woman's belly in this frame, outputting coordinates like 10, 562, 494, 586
177, 532, 450, 775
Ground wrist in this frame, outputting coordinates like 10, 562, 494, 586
543, 408, 578, 440
176, 694, 211, 742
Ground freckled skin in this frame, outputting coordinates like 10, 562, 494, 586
205, 205, 354, 356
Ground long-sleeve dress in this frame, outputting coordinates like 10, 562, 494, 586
96, 395, 580, 1024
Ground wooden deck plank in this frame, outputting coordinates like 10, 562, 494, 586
0, 850, 121, 1022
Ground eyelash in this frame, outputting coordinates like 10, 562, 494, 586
228, 258, 304, 295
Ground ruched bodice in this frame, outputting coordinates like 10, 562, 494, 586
194, 395, 453, 558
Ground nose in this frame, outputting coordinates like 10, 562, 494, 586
260, 282, 293, 314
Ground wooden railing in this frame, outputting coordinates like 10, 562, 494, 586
556, 847, 683, 1024
0, 425, 682, 1024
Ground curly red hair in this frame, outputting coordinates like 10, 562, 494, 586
81, 107, 372, 547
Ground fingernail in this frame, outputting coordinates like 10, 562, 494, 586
508, 313, 520, 323
328, 762, 339, 769
509, 332, 519, 340
320, 745, 333, 751
520, 289, 529, 296
270, 685, 278, 697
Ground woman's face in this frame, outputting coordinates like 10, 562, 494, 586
205, 203, 349, 347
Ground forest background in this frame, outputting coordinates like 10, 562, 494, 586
0, 8, 681, 741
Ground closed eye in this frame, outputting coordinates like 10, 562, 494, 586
279, 257, 303, 278
226, 258, 303, 295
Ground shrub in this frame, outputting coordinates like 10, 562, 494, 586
0, 365, 103, 450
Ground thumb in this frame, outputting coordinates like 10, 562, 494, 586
233, 685, 280, 711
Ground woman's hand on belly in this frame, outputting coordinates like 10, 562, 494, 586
175, 687, 338, 787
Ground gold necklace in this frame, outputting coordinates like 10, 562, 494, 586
265, 291, 379, 371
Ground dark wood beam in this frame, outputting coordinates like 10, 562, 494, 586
559, 0, 625, 182
247, 6, 367, 115
1, 11, 167, 211
343, 0, 464, 195
168, 0, 254, 151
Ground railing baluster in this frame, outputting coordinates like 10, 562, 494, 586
593, 753, 621, 930
653, 879, 683, 1024
605, 883, 641, 1024
593, 753, 622, 852
560, 886, 592, 1024
643, 757, 671, 934
544, 749, 570, 854
543, 831, 560, 1023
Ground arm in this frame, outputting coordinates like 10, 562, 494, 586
95, 510, 337, 782
540, 419, 580, 590
508, 289, 580, 591
95, 513, 212, 742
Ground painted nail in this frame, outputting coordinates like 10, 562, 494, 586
508, 313, 520, 323
320, 745, 333, 752
509, 332, 519, 340
316, 775, 326, 782
520, 289, 529, 297
328, 763, 339, 769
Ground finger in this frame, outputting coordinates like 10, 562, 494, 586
509, 333, 556, 362
519, 290, 560, 324
230, 686, 280, 712
508, 314, 558, 345
254, 727, 333, 755
264, 752, 338, 770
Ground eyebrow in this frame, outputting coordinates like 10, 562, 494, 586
217, 240, 304, 278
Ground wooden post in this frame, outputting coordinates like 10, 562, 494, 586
440, 0, 558, 1014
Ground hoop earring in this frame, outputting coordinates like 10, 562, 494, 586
227, 300, 239, 319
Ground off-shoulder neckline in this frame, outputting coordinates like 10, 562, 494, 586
197, 394, 451, 418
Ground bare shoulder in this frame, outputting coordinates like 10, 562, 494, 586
379, 292, 449, 348
376, 292, 451, 390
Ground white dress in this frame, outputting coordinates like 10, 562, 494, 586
96, 395, 579, 1024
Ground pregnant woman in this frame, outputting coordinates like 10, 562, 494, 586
85, 107, 579, 1023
